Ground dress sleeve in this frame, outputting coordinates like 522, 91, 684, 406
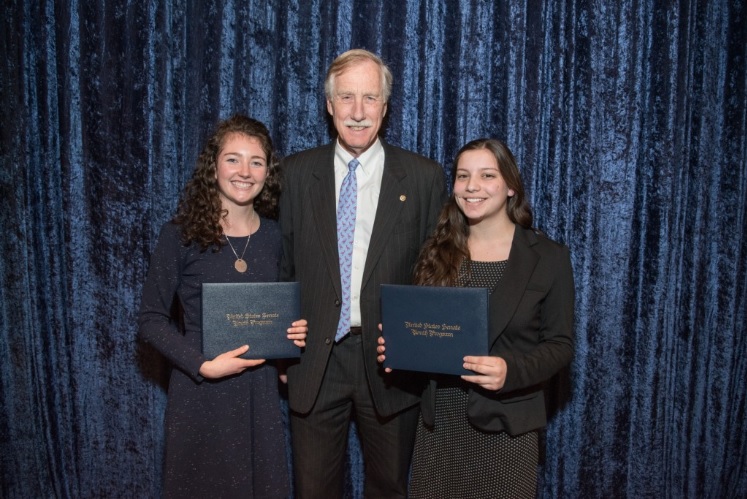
137, 223, 206, 382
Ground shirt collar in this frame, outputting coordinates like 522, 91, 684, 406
334, 137, 383, 173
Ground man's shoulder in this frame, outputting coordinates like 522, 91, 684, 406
383, 142, 436, 162
382, 142, 442, 171
283, 143, 334, 165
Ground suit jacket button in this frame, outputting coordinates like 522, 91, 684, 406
325, 338, 332, 345
334, 299, 341, 306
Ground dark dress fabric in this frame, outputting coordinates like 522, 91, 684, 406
409, 260, 538, 499
139, 219, 290, 499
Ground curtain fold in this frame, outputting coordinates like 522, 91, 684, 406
1, 0, 745, 497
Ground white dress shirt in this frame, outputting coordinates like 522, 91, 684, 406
334, 138, 385, 328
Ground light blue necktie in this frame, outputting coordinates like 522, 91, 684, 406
335, 158, 359, 342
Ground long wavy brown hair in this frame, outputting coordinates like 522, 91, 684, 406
172, 114, 281, 251
413, 138, 533, 287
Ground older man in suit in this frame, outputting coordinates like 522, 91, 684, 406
280, 49, 446, 498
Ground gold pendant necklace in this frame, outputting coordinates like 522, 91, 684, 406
224, 211, 255, 273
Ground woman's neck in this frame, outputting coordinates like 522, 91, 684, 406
468, 218, 515, 261
221, 206, 258, 237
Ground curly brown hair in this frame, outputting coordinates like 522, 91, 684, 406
172, 114, 281, 251
413, 138, 533, 287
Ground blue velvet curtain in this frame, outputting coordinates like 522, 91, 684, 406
2, 0, 745, 497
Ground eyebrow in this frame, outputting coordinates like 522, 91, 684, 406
337, 90, 380, 96
456, 167, 499, 171
221, 152, 267, 161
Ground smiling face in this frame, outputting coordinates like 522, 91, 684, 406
453, 149, 515, 225
215, 133, 268, 212
326, 59, 388, 157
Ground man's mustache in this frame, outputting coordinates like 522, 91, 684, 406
343, 120, 373, 127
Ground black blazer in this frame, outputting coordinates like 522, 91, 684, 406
420, 226, 575, 436
280, 139, 447, 417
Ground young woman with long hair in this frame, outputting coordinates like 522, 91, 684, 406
139, 115, 306, 498
379, 138, 574, 498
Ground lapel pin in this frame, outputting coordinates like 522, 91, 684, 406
399, 195, 406, 202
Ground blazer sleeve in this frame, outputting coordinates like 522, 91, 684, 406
425, 160, 448, 235
279, 158, 296, 283
499, 243, 575, 393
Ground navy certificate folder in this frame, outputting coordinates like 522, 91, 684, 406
380, 284, 489, 375
201, 282, 301, 360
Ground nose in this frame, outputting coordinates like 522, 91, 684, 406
238, 160, 252, 176
465, 177, 479, 192
351, 97, 365, 121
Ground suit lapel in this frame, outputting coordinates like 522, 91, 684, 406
488, 227, 539, 345
361, 143, 407, 288
309, 145, 343, 297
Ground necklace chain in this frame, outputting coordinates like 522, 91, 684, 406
224, 211, 256, 273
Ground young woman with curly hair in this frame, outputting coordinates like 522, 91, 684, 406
139, 114, 306, 498
379, 138, 574, 498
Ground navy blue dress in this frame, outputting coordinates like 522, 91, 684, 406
139, 219, 290, 499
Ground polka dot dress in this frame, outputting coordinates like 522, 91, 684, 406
409, 260, 539, 499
